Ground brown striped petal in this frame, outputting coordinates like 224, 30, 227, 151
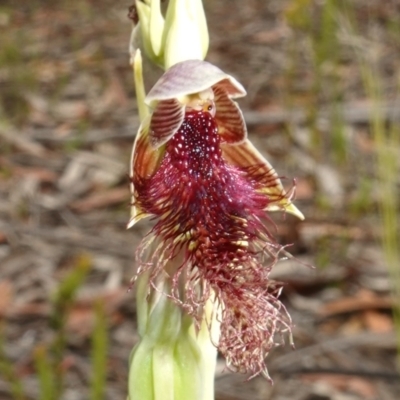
213, 78, 246, 98
149, 98, 185, 148
221, 140, 304, 219
145, 60, 246, 107
128, 117, 165, 228
213, 85, 247, 144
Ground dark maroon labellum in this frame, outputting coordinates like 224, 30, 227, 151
135, 110, 270, 252
132, 109, 292, 379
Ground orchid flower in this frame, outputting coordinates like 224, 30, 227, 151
127, 1, 303, 399
128, 59, 303, 382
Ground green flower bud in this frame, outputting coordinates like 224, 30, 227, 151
162, 0, 209, 69
131, 0, 209, 70
135, 0, 164, 66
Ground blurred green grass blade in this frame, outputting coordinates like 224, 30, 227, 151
90, 301, 108, 400
34, 346, 55, 400
375, 116, 400, 362
52, 254, 92, 315
51, 252, 92, 334
315, 0, 338, 66
0, 327, 26, 400
51, 254, 92, 396
357, 53, 400, 368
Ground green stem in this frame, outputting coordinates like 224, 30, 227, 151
132, 49, 149, 123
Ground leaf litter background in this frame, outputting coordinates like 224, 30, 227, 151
1, 0, 400, 399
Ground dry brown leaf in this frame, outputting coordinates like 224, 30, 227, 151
250, 27, 288, 44
53, 100, 90, 120
354, 128, 374, 153
66, 305, 95, 337
59, 355, 77, 373
66, 289, 127, 337
362, 310, 394, 333
0, 280, 14, 316
319, 289, 393, 317
14, 166, 58, 183
0, 231, 7, 243
347, 377, 377, 399
6, 303, 51, 318
339, 314, 364, 335
294, 177, 314, 200
300, 222, 367, 241
0, 122, 46, 157
302, 374, 377, 399
70, 186, 129, 213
